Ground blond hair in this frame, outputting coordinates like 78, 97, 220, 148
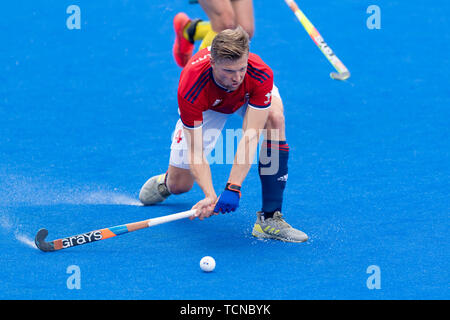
211, 26, 250, 63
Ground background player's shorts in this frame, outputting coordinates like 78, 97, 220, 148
169, 85, 281, 169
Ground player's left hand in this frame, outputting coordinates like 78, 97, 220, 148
214, 183, 241, 214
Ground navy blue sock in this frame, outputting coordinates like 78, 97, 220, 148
258, 140, 289, 219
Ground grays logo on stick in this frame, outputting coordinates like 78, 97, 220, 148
62, 231, 103, 248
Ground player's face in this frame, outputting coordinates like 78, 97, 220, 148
211, 54, 249, 91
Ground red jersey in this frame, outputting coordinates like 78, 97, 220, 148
178, 47, 274, 128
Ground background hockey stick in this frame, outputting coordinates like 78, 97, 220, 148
35, 209, 196, 252
284, 0, 350, 80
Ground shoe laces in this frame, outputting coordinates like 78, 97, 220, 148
266, 211, 291, 229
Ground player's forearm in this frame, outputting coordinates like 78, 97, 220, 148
184, 126, 217, 199
189, 155, 217, 199
228, 128, 261, 185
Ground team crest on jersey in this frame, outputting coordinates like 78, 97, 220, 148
212, 99, 222, 107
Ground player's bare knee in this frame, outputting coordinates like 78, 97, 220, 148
166, 170, 194, 194
266, 109, 286, 131
168, 180, 193, 195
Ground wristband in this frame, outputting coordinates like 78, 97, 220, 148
225, 183, 241, 198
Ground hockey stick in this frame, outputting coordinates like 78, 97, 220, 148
284, 0, 350, 80
35, 209, 196, 252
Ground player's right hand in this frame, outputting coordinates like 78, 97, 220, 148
191, 196, 217, 220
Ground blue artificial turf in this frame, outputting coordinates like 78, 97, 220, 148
0, 0, 448, 300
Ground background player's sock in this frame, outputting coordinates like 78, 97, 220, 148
259, 140, 289, 218
199, 29, 217, 50
193, 21, 213, 41
183, 20, 213, 43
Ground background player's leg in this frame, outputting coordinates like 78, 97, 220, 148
231, 0, 255, 38
198, 0, 235, 49
197, 0, 254, 49
198, 0, 236, 32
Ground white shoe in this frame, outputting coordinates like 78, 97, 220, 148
139, 173, 171, 205
252, 211, 308, 243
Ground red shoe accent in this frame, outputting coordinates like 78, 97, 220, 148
172, 12, 194, 67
